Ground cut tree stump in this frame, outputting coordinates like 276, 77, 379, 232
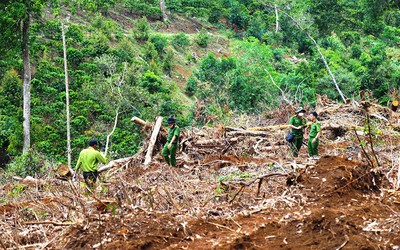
144, 116, 164, 167
390, 100, 399, 112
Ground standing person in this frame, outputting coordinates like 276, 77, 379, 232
288, 107, 307, 157
307, 111, 321, 158
162, 117, 180, 167
74, 139, 107, 188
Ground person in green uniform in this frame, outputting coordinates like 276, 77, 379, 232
162, 117, 180, 167
74, 139, 107, 188
307, 111, 321, 158
288, 107, 307, 157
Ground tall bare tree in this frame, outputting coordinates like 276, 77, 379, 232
0, 0, 46, 153
22, 12, 32, 153
283, 12, 347, 103
61, 21, 72, 168
160, 0, 168, 22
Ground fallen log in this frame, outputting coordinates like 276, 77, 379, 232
131, 116, 149, 127
195, 137, 239, 146
12, 176, 46, 186
131, 116, 168, 133
227, 130, 270, 137
98, 157, 132, 172
249, 125, 290, 131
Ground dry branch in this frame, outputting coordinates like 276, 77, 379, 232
22, 220, 74, 226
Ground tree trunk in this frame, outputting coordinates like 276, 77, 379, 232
306, 33, 347, 103
62, 22, 72, 168
22, 13, 31, 154
281, 11, 347, 103
274, 4, 280, 32
144, 116, 163, 167
105, 107, 119, 157
160, 0, 168, 22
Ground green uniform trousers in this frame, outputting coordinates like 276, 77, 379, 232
161, 143, 178, 167
290, 135, 303, 157
308, 137, 319, 157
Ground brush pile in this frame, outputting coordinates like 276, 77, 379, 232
1, 96, 400, 249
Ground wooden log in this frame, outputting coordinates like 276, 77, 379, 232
195, 137, 239, 146
227, 130, 270, 137
248, 125, 290, 131
144, 116, 163, 167
131, 116, 149, 127
12, 176, 46, 186
98, 157, 132, 172
56, 163, 71, 177
390, 100, 398, 112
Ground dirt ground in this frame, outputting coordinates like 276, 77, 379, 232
48, 155, 400, 250
1, 100, 400, 249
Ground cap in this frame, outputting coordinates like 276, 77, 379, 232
310, 111, 318, 118
89, 139, 98, 146
295, 107, 305, 114
167, 117, 176, 123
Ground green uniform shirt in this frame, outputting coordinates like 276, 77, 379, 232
167, 125, 180, 144
75, 147, 107, 172
289, 116, 307, 136
309, 120, 321, 138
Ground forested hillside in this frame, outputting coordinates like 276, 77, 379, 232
0, 0, 399, 173
2, 1, 400, 249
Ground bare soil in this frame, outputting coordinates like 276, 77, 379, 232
1, 100, 400, 249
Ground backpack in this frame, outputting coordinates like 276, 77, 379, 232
285, 132, 294, 143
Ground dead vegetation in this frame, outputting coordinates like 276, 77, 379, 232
1, 95, 400, 249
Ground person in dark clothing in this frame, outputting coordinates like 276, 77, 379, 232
161, 117, 180, 167
288, 107, 307, 157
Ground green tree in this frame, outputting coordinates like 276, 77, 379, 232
0, 0, 46, 153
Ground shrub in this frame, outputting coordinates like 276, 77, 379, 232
171, 32, 190, 50
228, 3, 249, 29
150, 34, 168, 55
208, 7, 222, 24
133, 17, 150, 42
163, 47, 174, 75
196, 29, 210, 48
6, 150, 52, 178
141, 71, 169, 94
186, 77, 198, 96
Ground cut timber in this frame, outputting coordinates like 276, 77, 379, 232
57, 163, 71, 177
144, 116, 163, 167
12, 176, 46, 186
132, 116, 167, 133
249, 125, 291, 131
195, 138, 239, 146
390, 100, 399, 112
98, 157, 132, 172
131, 116, 149, 127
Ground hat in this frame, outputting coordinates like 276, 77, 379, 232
295, 107, 305, 114
89, 139, 98, 146
167, 117, 176, 123
310, 111, 318, 118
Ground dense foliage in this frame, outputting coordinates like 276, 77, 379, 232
0, 0, 399, 175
